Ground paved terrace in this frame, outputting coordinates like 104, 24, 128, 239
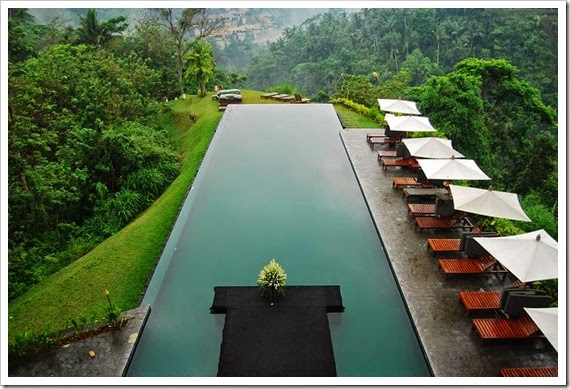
340, 129, 558, 377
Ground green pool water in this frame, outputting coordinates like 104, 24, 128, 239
126, 104, 431, 377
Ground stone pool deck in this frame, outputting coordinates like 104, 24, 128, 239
340, 129, 558, 377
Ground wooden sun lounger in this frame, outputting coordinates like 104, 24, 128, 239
377, 150, 398, 158
459, 291, 502, 315
290, 94, 312, 103
260, 92, 278, 99
426, 238, 462, 256
270, 93, 291, 100
369, 137, 399, 148
415, 212, 473, 233
408, 203, 436, 217
393, 177, 423, 189
472, 315, 540, 341
439, 255, 508, 280
366, 133, 385, 143
380, 157, 419, 170
500, 366, 558, 377
402, 187, 446, 200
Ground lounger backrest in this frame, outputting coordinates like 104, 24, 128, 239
396, 143, 406, 157
503, 293, 554, 317
435, 195, 454, 216
458, 231, 498, 252
463, 233, 499, 257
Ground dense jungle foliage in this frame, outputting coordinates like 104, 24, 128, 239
8, 7, 559, 301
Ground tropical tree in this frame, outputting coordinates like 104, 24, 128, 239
153, 8, 223, 96
76, 9, 128, 45
184, 39, 215, 96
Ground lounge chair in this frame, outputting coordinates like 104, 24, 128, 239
402, 187, 447, 201
408, 203, 436, 217
472, 315, 541, 341
460, 284, 552, 316
377, 150, 398, 158
277, 94, 296, 101
380, 157, 419, 170
260, 92, 278, 99
500, 366, 558, 377
426, 228, 495, 257
438, 254, 508, 279
415, 212, 473, 233
291, 94, 311, 104
270, 93, 291, 100
459, 291, 502, 315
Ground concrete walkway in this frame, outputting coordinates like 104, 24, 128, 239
340, 129, 557, 377
8, 305, 150, 378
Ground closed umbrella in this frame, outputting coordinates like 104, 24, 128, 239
524, 307, 558, 352
403, 137, 465, 159
474, 229, 558, 282
449, 185, 531, 221
378, 99, 421, 115
417, 158, 491, 181
385, 114, 436, 133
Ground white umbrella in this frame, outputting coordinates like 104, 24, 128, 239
525, 307, 558, 352
474, 229, 558, 282
449, 185, 531, 221
378, 99, 421, 115
403, 137, 465, 159
418, 158, 491, 181
385, 114, 436, 133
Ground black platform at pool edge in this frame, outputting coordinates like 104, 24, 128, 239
210, 286, 344, 377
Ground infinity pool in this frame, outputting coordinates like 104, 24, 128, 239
126, 104, 431, 377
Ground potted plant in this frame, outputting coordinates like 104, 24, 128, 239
257, 259, 287, 305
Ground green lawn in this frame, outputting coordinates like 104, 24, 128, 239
8, 91, 377, 342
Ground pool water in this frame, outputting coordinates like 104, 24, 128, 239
126, 104, 431, 377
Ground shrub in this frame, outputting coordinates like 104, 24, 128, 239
256, 259, 287, 304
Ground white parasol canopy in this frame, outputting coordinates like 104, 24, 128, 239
417, 158, 491, 181
524, 307, 558, 352
378, 98, 421, 115
403, 137, 465, 159
385, 114, 436, 133
474, 229, 558, 282
449, 185, 531, 221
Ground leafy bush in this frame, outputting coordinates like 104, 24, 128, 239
257, 259, 287, 303
330, 97, 384, 125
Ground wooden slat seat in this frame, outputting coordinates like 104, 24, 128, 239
260, 92, 278, 99
459, 291, 502, 315
500, 366, 558, 377
393, 176, 422, 189
408, 203, 436, 217
439, 254, 508, 279
380, 157, 416, 170
366, 133, 385, 143
415, 212, 473, 233
472, 315, 540, 341
377, 150, 398, 158
427, 238, 461, 256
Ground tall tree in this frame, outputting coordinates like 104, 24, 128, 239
184, 39, 215, 97
154, 8, 223, 96
76, 9, 128, 45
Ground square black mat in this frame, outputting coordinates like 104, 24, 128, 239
211, 286, 343, 377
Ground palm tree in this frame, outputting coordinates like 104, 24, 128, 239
77, 9, 127, 45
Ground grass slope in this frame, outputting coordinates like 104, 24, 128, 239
8, 95, 222, 340
8, 91, 375, 341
